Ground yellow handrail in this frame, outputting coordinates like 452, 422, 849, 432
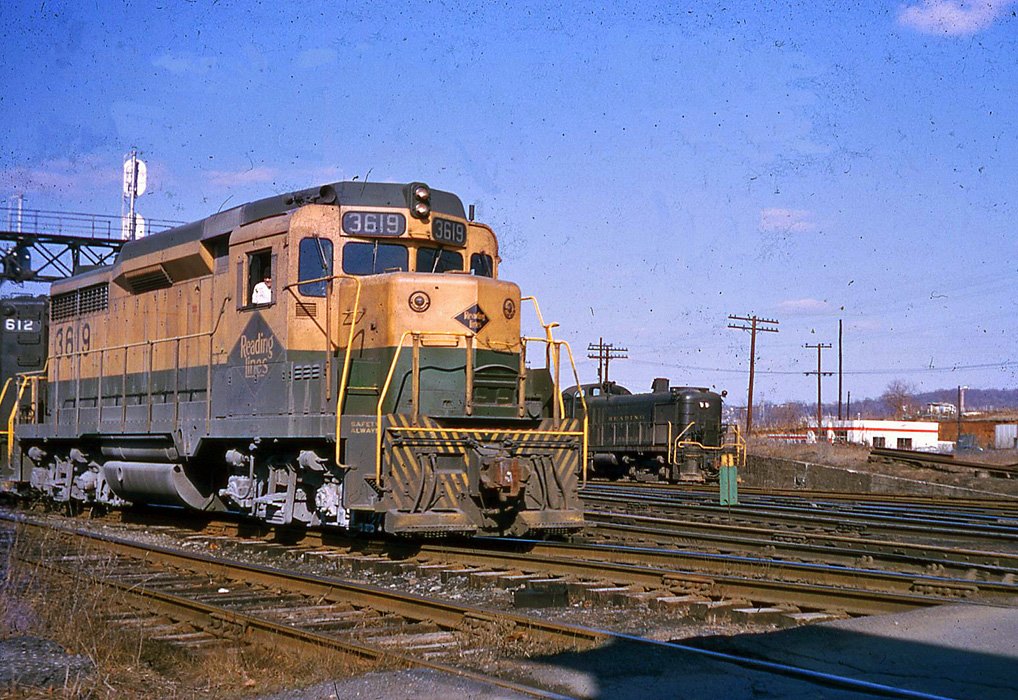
557, 339, 589, 484
520, 296, 563, 417
4, 366, 47, 464
373, 296, 588, 487
724, 424, 747, 467
670, 421, 696, 463
284, 272, 363, 466
672, 425, 746, 468
375, 330, 474, 484
0, 377, 16, 461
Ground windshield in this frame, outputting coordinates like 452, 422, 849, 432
342, 242, 408, 275
416, 246, 463, 273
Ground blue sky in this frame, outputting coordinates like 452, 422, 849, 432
2, 1, 1015, 405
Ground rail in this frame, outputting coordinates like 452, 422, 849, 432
725, 423, 747, 467
519, 295, 589, 481
869, 446, 1018, 477
0, 377, 13, 462
2, 367, 47, 464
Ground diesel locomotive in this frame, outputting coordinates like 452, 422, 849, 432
564, 378, 741, 482
0, 181, 587, 536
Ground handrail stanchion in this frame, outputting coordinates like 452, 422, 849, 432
283, 273, 361, 467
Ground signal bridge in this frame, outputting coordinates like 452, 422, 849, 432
0, 205, 182, 283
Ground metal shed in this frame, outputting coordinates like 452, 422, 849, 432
995, 424, 1018, 450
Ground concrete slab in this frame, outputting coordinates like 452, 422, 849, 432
684, 602, 1018, 699
257, 603, 1018, 699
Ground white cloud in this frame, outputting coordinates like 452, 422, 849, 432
205, 164, 345, 189
207, 166, 278, 187
759, 208, 817, 234
777, 298, 833, 314
0, 154, 119, 195
897, 1, 1012, 36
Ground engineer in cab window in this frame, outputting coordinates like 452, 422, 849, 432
251, 272, 272, 305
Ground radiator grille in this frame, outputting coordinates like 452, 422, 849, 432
51, 283, 110, 321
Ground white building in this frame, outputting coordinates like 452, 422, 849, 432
830, 420, 940, 451
923, 402, 957, 418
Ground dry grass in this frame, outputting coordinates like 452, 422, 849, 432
749, 438, 1018, 468
0, 525, 368, 698
746, 438, 872, 469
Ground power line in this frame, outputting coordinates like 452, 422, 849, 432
727, 314, 779, 435
587, 337, 628, 384
626, 358, 1018, 377
804, 342, 834, 427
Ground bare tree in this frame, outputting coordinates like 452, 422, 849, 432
767, 402, 809, 430
882, 379, 917, 419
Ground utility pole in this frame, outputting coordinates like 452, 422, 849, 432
804, 343, 834, 430
587, 337, 628, 385
957, 385, 968, 448
727, 315, 779, 435
838, 319, 843, 420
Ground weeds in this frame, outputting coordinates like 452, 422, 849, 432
0, 524, 364, 698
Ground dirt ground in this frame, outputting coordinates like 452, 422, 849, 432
747, 440, 1018, 497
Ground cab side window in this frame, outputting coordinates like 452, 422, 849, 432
248, 250, 273, 305
470, 253, 493, 277
298, 237, 333, 296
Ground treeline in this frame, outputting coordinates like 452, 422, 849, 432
745, 387, 1018, 426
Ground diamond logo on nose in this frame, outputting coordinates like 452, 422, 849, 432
455, 304, 489, 333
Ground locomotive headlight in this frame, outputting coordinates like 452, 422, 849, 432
408, 181, 432, 220
408, 290, 431, 313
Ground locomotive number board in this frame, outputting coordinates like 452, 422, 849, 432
432, 218, 467, 247
342, 211, 406, 236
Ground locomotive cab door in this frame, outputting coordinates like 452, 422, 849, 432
653, 403, 672, 447
213, 234, 289, 420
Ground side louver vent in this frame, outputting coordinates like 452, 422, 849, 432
295, 302, 318, 318
125, 268, 173, 293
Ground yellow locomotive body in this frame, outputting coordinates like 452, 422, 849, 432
12, 182, 585, 536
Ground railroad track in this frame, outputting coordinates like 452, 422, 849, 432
612, 483, 1018, 511
7, 513, 605, 698
869, 447, 1018, 478
15, 506, 1018, 618
4, 510, 972, 699
581, 484, 1018, 552
583, 509, 1018, 578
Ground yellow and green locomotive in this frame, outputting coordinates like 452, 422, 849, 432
6, 181, 586, 536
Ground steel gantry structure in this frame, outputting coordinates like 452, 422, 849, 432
0, 206, 180, 283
